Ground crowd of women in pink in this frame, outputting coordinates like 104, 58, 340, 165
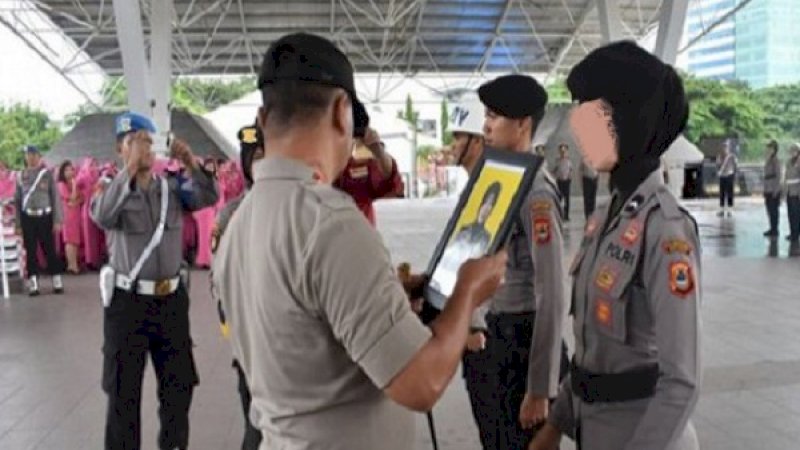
0, 155, 243, 274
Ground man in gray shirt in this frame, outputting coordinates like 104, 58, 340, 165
555, 144, 573, 221
213, 33, 506, 450
91, 112, 218, 450
763, 140, 782, 238
15, 145, 64, 296
478, 74, 567, 449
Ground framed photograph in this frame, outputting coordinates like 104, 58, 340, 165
424, 148, 543, 309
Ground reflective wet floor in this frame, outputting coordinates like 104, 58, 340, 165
0, 197, 797, 449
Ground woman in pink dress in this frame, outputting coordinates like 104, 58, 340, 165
192, 158, 221, 269
79, 159, 105, 270
57, 160, 84, 274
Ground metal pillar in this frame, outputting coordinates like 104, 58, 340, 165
596, 0, 623, 43
112, 0, 151, 115
654, 0, 690, 65
149, 0, 174, 153
112, 0, 174, 154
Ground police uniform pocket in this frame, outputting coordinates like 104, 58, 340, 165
590, 263, 637, 343
121, 202, 148, 234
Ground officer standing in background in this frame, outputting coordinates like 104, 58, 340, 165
478, 74, 567, 449
785, 143, 800, 243
15, 145, 64, 296
211, 122, 265, 450
447, 100, 496, 449
555, 144, 573, 221
762, 140, 782, 238
717, 143, 738, 217
213, 33, 506, 450
91, 112, 218, 450
334, 107, 404, 227
580, 158, 599, 220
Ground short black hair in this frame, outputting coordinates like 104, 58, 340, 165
57, 160, 73, 183
261, 80, 340, 132
481, 181, 502, 209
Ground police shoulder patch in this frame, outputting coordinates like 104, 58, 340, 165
668, 260, 695, 298
595, 298, 613, 327
531, 199, 552, 213
533, 215, 552, 245
662, 239, 693, 255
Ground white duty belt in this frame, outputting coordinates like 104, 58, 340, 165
122, 177, 175, 296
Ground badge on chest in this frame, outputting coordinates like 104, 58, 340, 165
348, 166, 369, 179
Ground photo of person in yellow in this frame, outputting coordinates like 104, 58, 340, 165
431, 162, 525, 297
451, 181, 502, 253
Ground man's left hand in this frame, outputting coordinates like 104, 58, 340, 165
53, 223, 62, 234
519, 394, 549, 430
363, 128, 381, 149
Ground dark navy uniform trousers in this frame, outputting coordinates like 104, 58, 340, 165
102, 286, 198, 450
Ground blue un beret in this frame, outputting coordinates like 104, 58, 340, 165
115, 112, 157, 137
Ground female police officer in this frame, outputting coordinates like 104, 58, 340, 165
531, 41, 702, 450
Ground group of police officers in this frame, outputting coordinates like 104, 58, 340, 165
77, 30, 702, 450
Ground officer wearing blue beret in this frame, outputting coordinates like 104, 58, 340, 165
91, 111, 219, 450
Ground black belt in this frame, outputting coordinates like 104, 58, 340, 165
571, 362, 658, 403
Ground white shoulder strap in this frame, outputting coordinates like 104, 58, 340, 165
21, 168, 48, 211
128, 176, 170, 281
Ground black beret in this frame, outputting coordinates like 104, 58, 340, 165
478, 74, 548, 119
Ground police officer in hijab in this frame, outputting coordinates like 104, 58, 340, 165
531, 41, 701, 450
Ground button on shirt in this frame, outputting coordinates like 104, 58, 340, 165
91, 168, 219, 280
213, 156, 431, 450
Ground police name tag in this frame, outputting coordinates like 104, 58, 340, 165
99, 266, 115, 307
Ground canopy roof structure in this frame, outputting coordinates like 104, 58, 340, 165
17, 0, 666, 80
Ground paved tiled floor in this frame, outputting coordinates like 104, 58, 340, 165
0, 197, 797, 449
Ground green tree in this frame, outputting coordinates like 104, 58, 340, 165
0, 104, 62, 168
755, 83, 800, 149
545, 78, 570, 103
66, 76, 256, 126
440, 98, 453, 146
682, 75, 769, 161
399, 94, 419, 125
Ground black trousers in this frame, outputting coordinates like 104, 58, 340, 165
487, 313, 569, 450
557, 180, 571, 220
102, 286, 198, 450
765, 193, 781, 234
719, 175, 735, 207
788, 195, 800, 241
20, 213, 63, 277
581, 177, 598, 219
462, 344, 497, 450
232, 360, 263, 450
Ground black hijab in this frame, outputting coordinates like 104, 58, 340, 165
567, 41, 689, 201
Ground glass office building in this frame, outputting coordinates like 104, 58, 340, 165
687, 0, 800, 88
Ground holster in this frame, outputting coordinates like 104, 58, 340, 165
99, 265, 116, 307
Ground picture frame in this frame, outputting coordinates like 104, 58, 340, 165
424, 148, 544, 310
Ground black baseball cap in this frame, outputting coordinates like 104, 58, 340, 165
257, 32, 368, 134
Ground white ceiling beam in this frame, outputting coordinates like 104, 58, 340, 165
546, 0, 595, 81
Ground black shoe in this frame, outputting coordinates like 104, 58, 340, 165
764, 230, 778, 237
787, 235, 798, 242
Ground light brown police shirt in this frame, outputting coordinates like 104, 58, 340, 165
212, 156, 431, 450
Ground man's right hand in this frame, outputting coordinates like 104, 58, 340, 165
528, 423, 562, 450
124, 130, 150, 176
465, 331, 486, 352
453, 250, 507, 308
